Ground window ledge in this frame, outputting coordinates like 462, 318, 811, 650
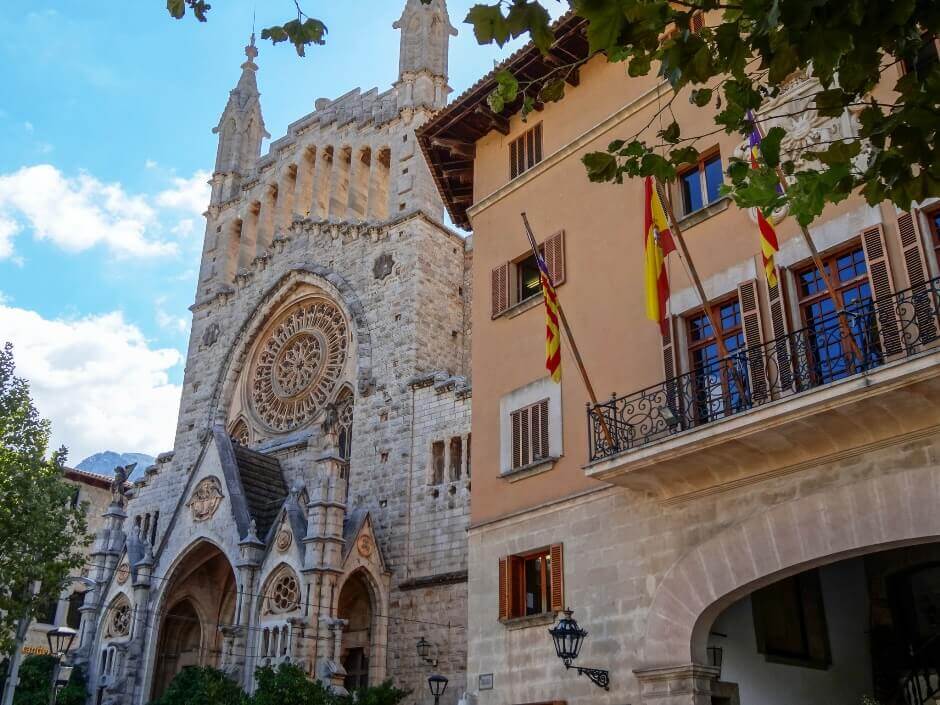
675, 196, 732, 230
500, 612, 556, 630
495, 294, 543, 320
500, 457, 558, 482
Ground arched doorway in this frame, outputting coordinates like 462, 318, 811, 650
641, 466, 940, 705
338, 571, 374, 692
151, 542, 237, 700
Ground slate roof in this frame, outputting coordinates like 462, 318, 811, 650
232, 443, 289, 539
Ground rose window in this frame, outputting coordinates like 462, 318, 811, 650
110, 603, 131, 637
269, 573, 300, 613
251, 300, 349, 432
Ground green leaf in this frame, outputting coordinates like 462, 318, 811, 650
167, 0, 185, 20
539, 79, 566, 103
466, 4, 511, 46
582, 151, 619, 182
690, 88, 713, 107
658, 120, 681, 144
760, 126, 786, 168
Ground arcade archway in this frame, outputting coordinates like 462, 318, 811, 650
151, 542, 237, 699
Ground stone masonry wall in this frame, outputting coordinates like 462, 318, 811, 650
466, 432, 940, 705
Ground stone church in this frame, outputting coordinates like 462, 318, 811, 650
74, 2, 472, 702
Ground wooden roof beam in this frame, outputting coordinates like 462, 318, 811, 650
473, 105, 510, 135
431, 137, 476, 159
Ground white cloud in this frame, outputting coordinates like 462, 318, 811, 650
0, 165, 177, 259
156, 170, 211, 217
155, 297, 190, 335
172, 219, 195, 237
23, 122, 34, 133
0, 300, 183, 461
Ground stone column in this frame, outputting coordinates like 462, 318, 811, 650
293, 147, 317, 220
367, 149, 391, 221
276, 167, 297, 234
236, 527, 265, 691
634, 664, 721, 705
254, 185, 277, 259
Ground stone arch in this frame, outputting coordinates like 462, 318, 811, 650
257, 562, 303, 618
336, 566, 388, 689
229, 416, 250, 447
147, 539, 238, 700
642, 465, 940, 670
209, 266, 373, 435
334, 384, 355, 461
103, 593, 133, 640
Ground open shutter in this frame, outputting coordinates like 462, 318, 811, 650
661, 315, 682, 423
534, 123, 544, 164
492, 262, 510, 318
898, 211, 940, 343
737, 279, 767, 403
511, 409, 522, 469
537, 399, 549, 459
510, 140, 519, 180
861, 224, 903, 356
498, 557, 510, 620
544, 231, 566, 286
549, 543, 565, 613
767, 267, 794, 392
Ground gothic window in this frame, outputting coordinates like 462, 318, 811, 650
229, 418, 250, 447
337, 388, 354, 461
430, 441, 445, 485
265, 569, 301, 615
107, 599, 131, 638
250, 298, 350, 433
449, 437, 462, 481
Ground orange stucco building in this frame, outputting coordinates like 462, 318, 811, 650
420, 13, 940, 705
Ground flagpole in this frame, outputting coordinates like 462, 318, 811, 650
520, 213, 615, 449
751, 120, 864, 362
653, 179, 738, 364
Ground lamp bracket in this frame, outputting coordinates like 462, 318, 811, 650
563, 660, 610, 690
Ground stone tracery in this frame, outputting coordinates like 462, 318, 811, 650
250, 299, 349, 433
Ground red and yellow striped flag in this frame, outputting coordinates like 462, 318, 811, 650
748, 113, 781, 288
535, 251, 562, 383
644, 176, 676, 336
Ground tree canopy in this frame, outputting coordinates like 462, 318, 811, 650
11, 656, 86, 705
166, 0, 940, 227
0, 343, 89, 658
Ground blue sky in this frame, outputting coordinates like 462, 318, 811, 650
0, 0, 543, 462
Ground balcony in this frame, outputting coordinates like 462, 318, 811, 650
586, 277, 940, 499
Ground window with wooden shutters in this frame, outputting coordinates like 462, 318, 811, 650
509, 123, 543, 180
860, 224, 903, 356
737, 279, 767, 402
497, 544, 564, 622
492, 233, 566, 318
898, 210, 939, 342
767, 267, 794, 391
510, 399, 550, 470
492, 262, 509, 318
661, 315, 681, 421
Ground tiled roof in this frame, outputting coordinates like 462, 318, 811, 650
64, 467, 112, 489
232, 444, 288, 539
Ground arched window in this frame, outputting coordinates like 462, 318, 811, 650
336, 388, 354, 461
229, 418, 250, 447
106, 596, 132, 639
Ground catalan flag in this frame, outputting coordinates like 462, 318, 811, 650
644, 176, 676, 336
535, 248, 562, 383
748, 112, 781, 288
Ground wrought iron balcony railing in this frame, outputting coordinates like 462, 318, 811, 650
588, 276, 940, 463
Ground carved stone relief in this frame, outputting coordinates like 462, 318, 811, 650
187, 476, 224, 522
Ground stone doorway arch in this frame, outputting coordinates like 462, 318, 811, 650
337, 568, 386, 691
640, 465, 940, 703
150, 541, 237, 700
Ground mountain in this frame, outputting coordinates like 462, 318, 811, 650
76, 452, 155, 482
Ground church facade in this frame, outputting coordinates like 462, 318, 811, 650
74, 2, 472, 703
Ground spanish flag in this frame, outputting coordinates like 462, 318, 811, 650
644, 176, 676, 336
535, 249, 562, 382
748, 112, 781, 288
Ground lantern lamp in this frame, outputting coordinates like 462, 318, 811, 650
547, 610, 610, 690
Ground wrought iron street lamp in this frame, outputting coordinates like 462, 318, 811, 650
427, 674, 448, 705
45, 627, 77, 705
416, 636, 437, 666
548, 610, 610, 690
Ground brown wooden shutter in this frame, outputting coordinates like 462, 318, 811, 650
534, 123, 543, 164
498, 556, 510, 620
691, 11, 704, 33
661, 315, 682, 418
861, 224, 903, 356
549, 543, 565, 613
526, 128, 536, 170
511, 409, 522, 469
510, 139, 519, 180
537, 399, 549, 459
767, 267, 794, 392
898, 210, 939, 343
520, 406, 530, 467
544, 231, 566, 286
737, 279, 767, 402
492, 262, 509, 318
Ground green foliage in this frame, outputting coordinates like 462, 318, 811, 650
11, 656, 86, 705
151, 665, 410, 705
149, 666, 246, 705
0, 343, 89, 659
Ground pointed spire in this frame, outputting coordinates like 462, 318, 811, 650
236, 32, 260, 96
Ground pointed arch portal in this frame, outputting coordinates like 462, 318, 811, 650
151, 542, 237, 700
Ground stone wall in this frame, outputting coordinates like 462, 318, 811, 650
466, 432, 940, 705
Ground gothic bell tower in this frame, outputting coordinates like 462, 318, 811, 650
394, 0, 457, 110
210, 35, 270, 205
